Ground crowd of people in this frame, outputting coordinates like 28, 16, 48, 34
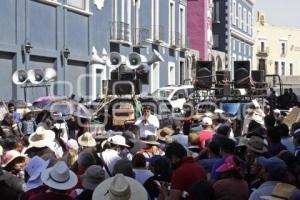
1, 98, 300, 200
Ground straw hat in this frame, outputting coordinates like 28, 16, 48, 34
157, 127, 174, 142
81, 165, 106, 190
141, 135, 160, 146
28, 127, 55, 148
92, 173, 147, 200
261, 183, 297, 200
107, 135, 129, 147
2, 150, 27, 168
41, 161, 78, 190
245, 136, 268, 154
78, 132, 97, 147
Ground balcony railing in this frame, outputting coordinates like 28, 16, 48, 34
132, 28, 150, 47
152, 25, 165, 43
256, 47, 269, 57
110, 21, 131, 44
170, 32, 189, 50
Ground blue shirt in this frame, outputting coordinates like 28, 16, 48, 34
198, 157, 222, 173
281, 137, 295, 153
210, 158, 225, 181
249, 181, 279, 200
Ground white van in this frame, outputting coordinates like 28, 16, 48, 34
151, 85, 194, 110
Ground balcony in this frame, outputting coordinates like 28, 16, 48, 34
256, 47, 269, 57
132, 28, 150, 48
110, 21, 131, 44
151, 25, 165, 43
169, 32, 189, 50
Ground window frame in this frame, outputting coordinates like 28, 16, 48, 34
232, 0, 237, 25
243, 8, 247, 32
66, 0, 89, 11
238, 4, 242, 29
248, 12, 252, 35
169, 0, 176, 46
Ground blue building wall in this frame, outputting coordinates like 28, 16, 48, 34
0, 0, 189, 102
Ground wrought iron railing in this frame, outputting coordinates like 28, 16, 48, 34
132, 28, 150, 47
110, 21, 131, 43
152, 25, 165, 43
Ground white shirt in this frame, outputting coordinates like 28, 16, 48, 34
133, 168, 154, 184
135, 114, 160, 138
100, 149, 122, 175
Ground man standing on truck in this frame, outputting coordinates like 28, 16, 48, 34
135, 106, 160, 139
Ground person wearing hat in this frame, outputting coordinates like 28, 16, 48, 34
198, 117, 215, 149
21, 108, 37, 136
75, 165, 106, 200
0, 145, 24, 199
100, 135, 130, 176
62, 139, 79, 167
0, 112, 23, 140
213, 155, 249, 200
20, 156, 50, 200
242, 104, 256, 135
138, 135, 164, 159
2, 149, 27, 178
92, 173, 148, 200
30, 161, 78, 200
249, 156, 288, 200
135, 106, 160, 139
25, 127, 57, 165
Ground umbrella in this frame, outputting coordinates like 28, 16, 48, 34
43, 99, 92, 119
32, 96, 66, 109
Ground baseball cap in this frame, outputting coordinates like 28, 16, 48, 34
256, 156, 287, 181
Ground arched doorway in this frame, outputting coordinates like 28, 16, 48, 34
217, 56, 223, 71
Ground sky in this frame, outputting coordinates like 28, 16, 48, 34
253, 0, 300, 29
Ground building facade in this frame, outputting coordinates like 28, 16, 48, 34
0, 0, 190, 102
253, 12, 300, 79
212, 0, 254, 79
187, 0, 225, 76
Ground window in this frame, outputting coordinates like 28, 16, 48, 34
213, 34, 219, 48
168, 63, 176, 85
243, 8, 247, 32
179, 6, 186, 46
290, 63, 293, 75
232, 0, 236, 25
232, 39, 235, 51
173, 89, 186, 100
261, 42, 265, 52
248, 12, 252, 34
249, 46, 252, 56
67, 0, 88, 11
275, 62, 279, 75
213, 1, 220, 22
281, 43, 286, 55
152, 0, 160, 40
238, 41, 241, 53
169, 1, 175, 45
238, 4, 242, 29
244, 44, 247, 55
281, 62, 285, 75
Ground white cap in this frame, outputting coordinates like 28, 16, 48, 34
201, 117, 213, 126
274, 109, 281, 114
67, 139, 79, 150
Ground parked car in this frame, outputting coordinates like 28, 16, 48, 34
151, 85, 194, 110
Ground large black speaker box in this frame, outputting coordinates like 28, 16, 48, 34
234, 61, 250, 88
105, 79, 142, 95
251, 70, 265, 82
195, 61, 212, 89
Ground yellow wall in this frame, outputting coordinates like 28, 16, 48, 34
253, 12, 300, 76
